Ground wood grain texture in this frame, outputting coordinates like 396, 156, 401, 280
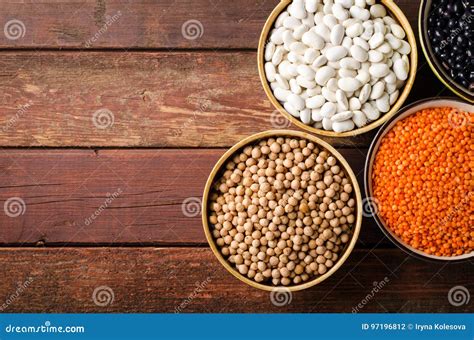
0, 247, 471, 313
0, 148, 388, 247
0, 0, 419, 49
0, 51, 448, 148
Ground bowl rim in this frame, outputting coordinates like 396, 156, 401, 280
418, 0, 474, 104
364, 97, 474, 262
202, 130, 363, 291
257, 0, 418, 137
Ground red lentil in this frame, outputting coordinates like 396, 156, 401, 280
372, 107, 473, 257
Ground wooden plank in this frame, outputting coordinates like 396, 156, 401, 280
0, 247, 470, 312
0, 0, 419, 49
0, 51, 445, 148
0, 148, 387, 247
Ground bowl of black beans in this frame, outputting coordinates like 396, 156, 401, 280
419, 0, 473, 103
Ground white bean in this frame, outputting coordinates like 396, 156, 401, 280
350, 6, 370, 21
322, 87, 337, 102
330, 24, 345, 46
338, 77, 362, 92
265, 62, 277, 82
375, 93, 390, 113
300, 108, 311, 124
305, 0, 318, 13
346, 22, 363, 37
315, 66, 336, 86
321, 102, 337, 118
302, 30, 325, 50
289, 0, 307, 19
312, 108, 323, 121
332, 3, 349, 21
322, 117, 333, 130
340, 57, 360, 70
358, 83, 371, 104
350, 44, 368, 62
369, 63, 390, 78
274, 87, 291, 101
336, 89, 349, 110
306, 95, 326, 109
284, 101, 300, 117
368, 50, 384, 63
349, 97, 361, 110
312, 55, 328, 68
290, 78, 303, 94
352, 110, 368, 127
326, 46, 348, 61
389, 90, 399, 105
370, 4, 386, 18
283, 17, 301, 30
288, 93, 305, 110
332, 119, 354, 132
332, 111, 354, 122
265, 43, 275, 61
390, 24, 406, 39
368, 32, 384, 49
393, 58, 408, 81
361, 102, 380, 120
370, 81, 385, 100
272, 46, 285, 65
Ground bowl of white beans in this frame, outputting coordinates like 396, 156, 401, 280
258, 0, 418, 137
202, 130, 362, 291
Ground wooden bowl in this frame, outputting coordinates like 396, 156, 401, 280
202, 130, 363, 291
365, 97, 474, 262
419, 0, 474, 103
257, 0, 418, 137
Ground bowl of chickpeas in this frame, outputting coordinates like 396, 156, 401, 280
365, 97, 474, 261
202, 130, 362, 291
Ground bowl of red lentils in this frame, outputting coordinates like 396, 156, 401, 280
202, 130, 362, 291
365, 98, 473, 261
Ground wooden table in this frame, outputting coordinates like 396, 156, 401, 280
0, 0, 471, 313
